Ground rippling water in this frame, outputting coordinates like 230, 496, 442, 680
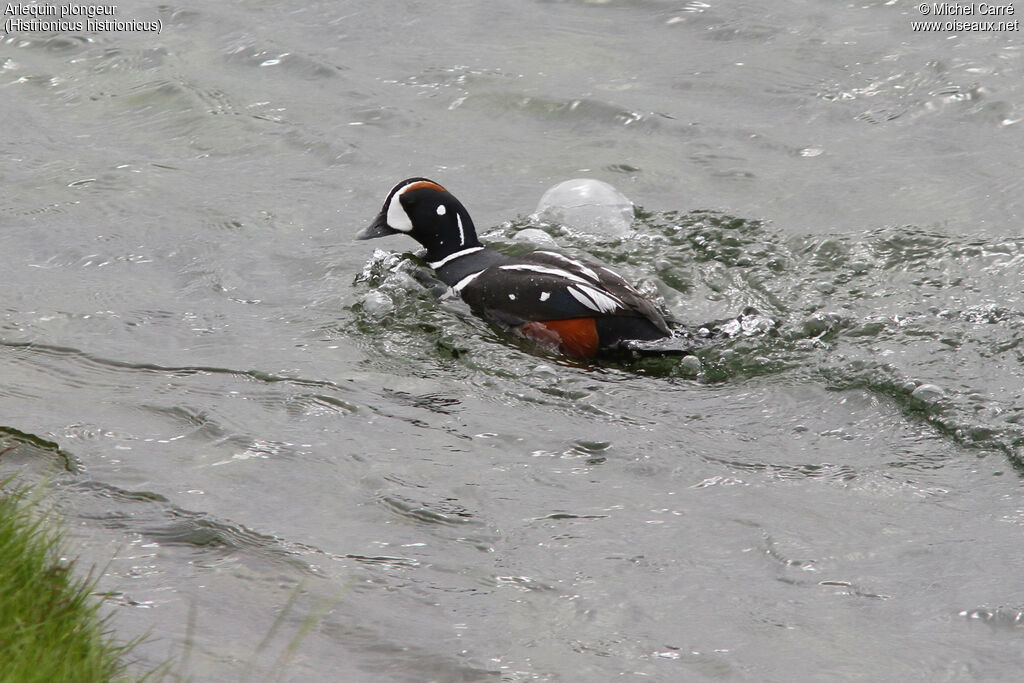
3, 1, 1024, 680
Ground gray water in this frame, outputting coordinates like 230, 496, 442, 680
3, 1, 1024, 680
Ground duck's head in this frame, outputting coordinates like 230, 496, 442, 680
357, 178, 481, 260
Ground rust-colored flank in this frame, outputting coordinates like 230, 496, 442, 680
520, 318, 600, 358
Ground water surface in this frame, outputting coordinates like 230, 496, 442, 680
2, 1, 1023, 680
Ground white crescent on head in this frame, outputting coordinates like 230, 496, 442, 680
385, 179, 448, 233
386, 186, 414, 232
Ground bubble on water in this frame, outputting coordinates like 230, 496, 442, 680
911, 383, 944, 404
680, 355, 702, 373
531, 364, 558, 379
360, 291, 394, 318
718, 318, 742, 337
802, 311, 843, 337
741, 312, 776, 336
534, 178, 634, 237
512, 228, 558, 247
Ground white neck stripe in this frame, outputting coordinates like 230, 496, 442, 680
429, 246, 484, 269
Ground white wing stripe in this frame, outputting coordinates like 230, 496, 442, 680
568, 286, 598, 312
582, 282, 622, 308
600, 266, 629, 285
534, 251, 600, 282
453, 270, 484, 292
498, 264, 591, 285
568, 284, 621, 314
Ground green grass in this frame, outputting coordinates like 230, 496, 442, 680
0, 479, 137, 683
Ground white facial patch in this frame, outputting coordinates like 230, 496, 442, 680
386, 186, 414, 233
539, 291, 550, 301
436, 204, 447, 216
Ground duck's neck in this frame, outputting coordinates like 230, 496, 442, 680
421, 207, 482, 264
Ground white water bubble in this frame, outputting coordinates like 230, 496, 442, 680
680, 355, 702, 372
512, 228, 558, 247
911, 383, 944, 404
534, 178, 634, 237
360, 291, 394, 318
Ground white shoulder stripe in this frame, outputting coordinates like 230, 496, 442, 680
498, 263, 591, 285
452, 270, 485, 293
429, 246, 484, 269
534, 251, 600, 282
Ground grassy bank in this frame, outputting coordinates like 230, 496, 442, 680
0, 480, 135, 683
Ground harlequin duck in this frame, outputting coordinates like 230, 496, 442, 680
356, 177, 672, 358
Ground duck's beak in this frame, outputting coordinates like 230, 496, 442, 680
355, 211, 398, 240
